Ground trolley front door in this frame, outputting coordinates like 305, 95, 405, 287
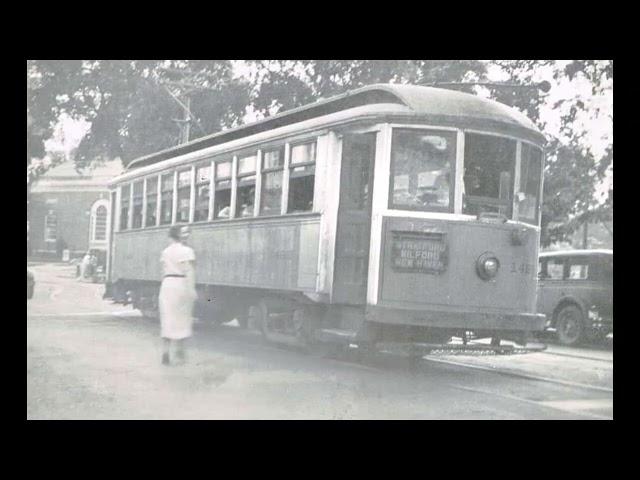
332, 133, 377, 305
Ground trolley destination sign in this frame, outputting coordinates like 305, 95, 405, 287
391, 231, 447, 274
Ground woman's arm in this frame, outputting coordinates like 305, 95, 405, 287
184, 258, 197, 299
187, 260, 196, 289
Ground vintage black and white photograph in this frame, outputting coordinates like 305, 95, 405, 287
26, 60, 613, 420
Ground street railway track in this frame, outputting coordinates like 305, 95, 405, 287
30, 309, 612, 394
538, 349, 613, 363
190, 320, 614, 394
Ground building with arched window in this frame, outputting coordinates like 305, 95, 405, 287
28, 160, 123, 260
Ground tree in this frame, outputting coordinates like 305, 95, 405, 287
540, 141, 610, 246
487, 60, 613, 247
246, 60, 488, 116
27, 60, 251, 174
26, 59, 487, 181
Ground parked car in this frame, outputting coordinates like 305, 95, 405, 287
27, 269, 35, 300
537, 249, 613, 346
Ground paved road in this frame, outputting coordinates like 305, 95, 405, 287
27, 263, 613, 420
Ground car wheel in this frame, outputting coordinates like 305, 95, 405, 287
555, 305, 585, 346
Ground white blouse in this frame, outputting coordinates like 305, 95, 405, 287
161, 242, 195, 276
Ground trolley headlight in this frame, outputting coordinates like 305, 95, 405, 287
476, 253, 500, 280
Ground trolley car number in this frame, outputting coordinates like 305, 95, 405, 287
510, 262, 534, 275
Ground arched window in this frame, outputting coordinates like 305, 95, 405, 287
94, 206, 108, 241
90, 200, 110, 243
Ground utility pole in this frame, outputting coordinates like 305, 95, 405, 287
583, 222, 589, 249
162, 83, 199, 145
157, 66, 219, 145
183, 95, 191, 144
173, 94, 192, 144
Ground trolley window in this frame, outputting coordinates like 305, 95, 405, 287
236, 153, 257, 218
288, 141, 316, 213
260, 147, 284, 216
214, 160, 232, 219
145, 177, 158, 227
463, 133, 516, 218
517, 143, 543, 225
120, 184, 130, 231
132, 181, 143, 229
160, 173, 174, 225
389, 129, 456, 212
177, 169, 191, 223
194, 164, 211, 222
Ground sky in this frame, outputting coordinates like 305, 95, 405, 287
46, 60, 612, 194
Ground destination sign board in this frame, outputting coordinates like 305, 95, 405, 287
391, 231, 447, 274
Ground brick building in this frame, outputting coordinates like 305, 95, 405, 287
28, 160, 123, 260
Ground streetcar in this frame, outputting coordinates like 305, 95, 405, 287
105, 84, 547, 354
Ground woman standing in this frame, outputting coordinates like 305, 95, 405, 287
159, 225, 197, 365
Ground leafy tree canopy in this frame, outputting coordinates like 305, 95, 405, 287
491, 60, 612, 246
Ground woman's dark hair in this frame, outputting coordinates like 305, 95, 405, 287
168, 225, 182, 241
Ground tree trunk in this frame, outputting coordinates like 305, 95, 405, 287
582, 222, 588, 249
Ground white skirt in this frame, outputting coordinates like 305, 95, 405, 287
158, 277, 196, 340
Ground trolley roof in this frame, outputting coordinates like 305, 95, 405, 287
126, 83, 546, 171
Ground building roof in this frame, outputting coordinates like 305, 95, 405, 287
127, 83, 546, 171
29, 160, 124, 193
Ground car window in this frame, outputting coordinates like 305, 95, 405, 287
547, 258, 564, 280
568, 263, 589, 280
568, 258, 589, 280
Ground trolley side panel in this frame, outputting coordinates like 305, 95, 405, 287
111, 215, 321, 292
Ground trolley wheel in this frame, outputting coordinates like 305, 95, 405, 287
255, 301, 320, 350
255, 301, 293, 346
291, 307, 315, 346
354, 342, 376, 363
236, 315, 249, 329
555, 305, 585, 346
295, 305, 345, 357
139, 295, 158, 319
255, 301, 276, 343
